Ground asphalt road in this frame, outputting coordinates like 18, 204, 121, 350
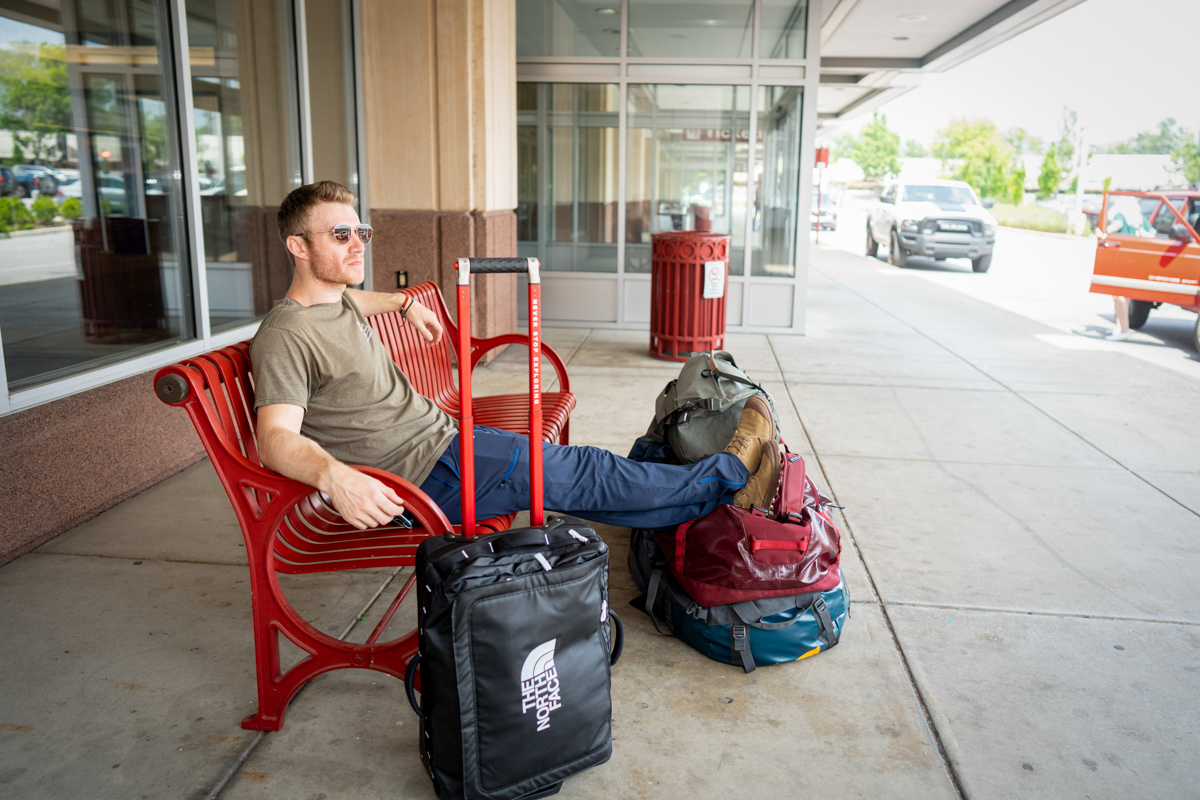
814, 196, 1200, 380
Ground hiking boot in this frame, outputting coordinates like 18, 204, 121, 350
722, 395, 777, 474
734, 440, 781, 510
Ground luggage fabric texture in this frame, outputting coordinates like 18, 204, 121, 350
410, 519, 622, 800
629, 525, 847, 672
637, 350, 778, 464
668, 449, 842, 606
627, 450, 849, 672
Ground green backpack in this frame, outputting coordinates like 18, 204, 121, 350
647, 351, 778, 464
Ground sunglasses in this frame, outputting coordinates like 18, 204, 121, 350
298, 224, 374, 245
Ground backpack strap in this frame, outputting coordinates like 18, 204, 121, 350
643, 568, 673, 636
702, 352, 765, 394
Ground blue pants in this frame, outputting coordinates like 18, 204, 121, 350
417, 426, 747, 529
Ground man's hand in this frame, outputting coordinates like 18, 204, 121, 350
405, 299, 443, 344
325, 463, 406, 530
258, 403, 407, 531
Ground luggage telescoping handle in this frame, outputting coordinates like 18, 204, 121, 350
454, 257, 544, 535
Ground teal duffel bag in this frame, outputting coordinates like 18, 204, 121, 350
630, 529, 850, 672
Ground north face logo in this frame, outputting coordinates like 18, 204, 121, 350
358, 321, 373, 340
519, 639, 562, 732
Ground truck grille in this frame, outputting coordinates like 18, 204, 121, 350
921, 219, 980, 234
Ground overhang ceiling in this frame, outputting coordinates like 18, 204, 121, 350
817, 0, 1087, 126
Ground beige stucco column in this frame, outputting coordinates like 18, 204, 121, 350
362, 0, 518, 338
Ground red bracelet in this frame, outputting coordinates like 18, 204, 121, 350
399, 295, 413, 318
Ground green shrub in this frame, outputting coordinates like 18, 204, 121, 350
59, 196, 82, 220
32, 195, 59, 224
990, 202, 1069, 234
0, 197, 36, 231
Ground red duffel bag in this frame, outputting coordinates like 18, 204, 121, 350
652, 449, 842, 607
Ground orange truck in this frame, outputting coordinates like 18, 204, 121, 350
1091, 190, 1200, 350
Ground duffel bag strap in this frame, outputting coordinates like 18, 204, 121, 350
730, 625, 755, 673
811, 595, 839, 649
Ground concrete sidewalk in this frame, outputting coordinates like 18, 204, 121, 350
2, 244, 1198, 799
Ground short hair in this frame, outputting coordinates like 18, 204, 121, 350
277, 181, 358, 251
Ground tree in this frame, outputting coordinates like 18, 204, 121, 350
854, 113, 900, 180
1038, 150, 1062, 199
1172, 133, 1200, 186
1104, 118, 1188, 155
0, 43, 71, 164
828, 132, 857, 163
1010, 163, 1026, 205
902, 139, 928, 158
931, 118, 1012, 199
1004, 127, 1044, 155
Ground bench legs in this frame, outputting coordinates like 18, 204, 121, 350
242, 565, 421, 732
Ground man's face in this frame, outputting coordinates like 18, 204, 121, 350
294, 202, 365, 287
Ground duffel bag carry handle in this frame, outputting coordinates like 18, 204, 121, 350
405, 653, 423, 718
609, 610, 624, 666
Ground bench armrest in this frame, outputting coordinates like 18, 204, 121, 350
469, 334, 572, 394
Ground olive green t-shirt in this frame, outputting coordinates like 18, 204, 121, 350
250, 293, 457, 485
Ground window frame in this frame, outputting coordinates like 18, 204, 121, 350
0, 0, 367, 416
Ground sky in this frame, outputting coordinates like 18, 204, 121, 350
827, 0, 1200, 150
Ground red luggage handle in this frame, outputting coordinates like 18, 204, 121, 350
454, 257, 544, 536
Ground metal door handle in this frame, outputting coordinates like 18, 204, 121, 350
1098, 241, 1121, 249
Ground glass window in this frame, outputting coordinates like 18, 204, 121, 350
750, 85, 802, 277
0, 0, 193, 391
627, 0, 754, 58
517, 0, 620, 58
517, 83, 619, 273
305, 0, 359, 192
186, 0, 303, 331
626, 84, 750, 274
760, 0, 806, 59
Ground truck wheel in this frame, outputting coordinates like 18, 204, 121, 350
1193, 316, 1200, 355
865, 225, 878, 257
16, 184, 28, 198
888, 230, 908, 267
971, 253, 992, 273
1128, 300, 1153, 329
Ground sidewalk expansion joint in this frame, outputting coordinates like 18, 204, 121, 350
198, 566, 409, 800
31, 551, 249, 568
884, 600, 1200, 627
812, 264, 1200, 523
767, 336, 969, 800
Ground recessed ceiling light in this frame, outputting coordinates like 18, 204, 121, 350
595, 7, 617, 14
898, 13, 928, 21
893, 36, 909, 40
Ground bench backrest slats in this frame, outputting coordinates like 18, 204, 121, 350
368, 283, 462, 414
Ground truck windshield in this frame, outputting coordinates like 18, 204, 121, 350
903, 185, 979, 206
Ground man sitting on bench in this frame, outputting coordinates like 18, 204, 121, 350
251, 181, 779, 531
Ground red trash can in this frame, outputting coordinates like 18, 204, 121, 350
649, 230, 729, 361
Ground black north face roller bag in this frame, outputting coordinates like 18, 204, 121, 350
408, 521, 623, 800
403, 257, 623, 799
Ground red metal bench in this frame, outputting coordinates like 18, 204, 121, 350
152, 283, 575, 731
372, 281, 575, 444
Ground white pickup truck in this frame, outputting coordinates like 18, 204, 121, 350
866, 179, 998, 272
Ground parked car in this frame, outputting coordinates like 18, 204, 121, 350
866, 179, 998, 272
1091, 190, 1200, 350
811, 188, 837, 231
11, 165, 59, 197
58, 172, 128, 214
0, 165, 16, 197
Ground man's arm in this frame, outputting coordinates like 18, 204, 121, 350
257, 403, 406, 530
345, 288, 443, 344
